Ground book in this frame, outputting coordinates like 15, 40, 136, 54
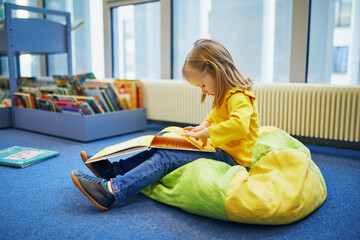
0, 98, 11, 107
83, 87, 110, 112
78, 101, 95, 115
53, 75, 85, 96
37, 97, 56, 111
13, 93, 27, 108
83, 80, 123, 111
47, 94, 104, 114
84, 79, 144, 111
14, 92, 36, 109
53, 73, 96, 96
86, 126, 216, 163
73, 96, 104, 114
113, 79, 140, 109
53, 101, 84, 116
47, 94, 77, 103
100, 88, 115, 111
0, 146, 59, 168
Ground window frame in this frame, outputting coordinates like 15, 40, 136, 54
103, 0, 170, 79
0, 0, 105, 77
103, 0, 310, 82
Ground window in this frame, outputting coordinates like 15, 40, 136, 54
335, 0, 352, 28
44, 0, 104, 77
333, 46, 348, 73
1, 0, 40, 77
0, 0, 104, 78
0, 58, 7, 76
307, 0, 359, 85
111, 1, 161, 79
172, 0, 293, 82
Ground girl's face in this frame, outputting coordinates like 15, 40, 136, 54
185, 67, 216, 97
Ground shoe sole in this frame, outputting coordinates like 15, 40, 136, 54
71, 170, 109, 211
80, 151, 101, 178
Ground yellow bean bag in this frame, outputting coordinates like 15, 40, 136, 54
141, 126, 327, 225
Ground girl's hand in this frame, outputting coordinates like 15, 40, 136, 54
182, 128, 210, 148
183, 125, 205, 132
183, 121, 210, 132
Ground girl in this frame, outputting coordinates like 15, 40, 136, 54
71, 39, 259, 211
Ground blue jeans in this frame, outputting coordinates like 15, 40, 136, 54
110, 148, 237, 201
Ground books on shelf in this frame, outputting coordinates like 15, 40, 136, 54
0, 98, 11, 107
17, 76, 56, 87
113, 79, 143, 109
83, 79, 143, 111
53, 72, 96, 96
83, 80, 124, 111
0, 146, 59, 168
0, 88, 11, 107
86, 126, 215, 163
12, 75, 143, 115
47, 94, 104, 115
14, 92, 36, 109
37, 96, 56, 111
83, 87, 111, 112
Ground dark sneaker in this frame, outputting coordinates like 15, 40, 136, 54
71, 170, 115, 211
80, 151, 115, 180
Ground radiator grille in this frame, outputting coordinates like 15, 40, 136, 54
142, 80, 360, 142
142, 80, 213, 124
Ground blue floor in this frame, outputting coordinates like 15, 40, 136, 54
0, 126, 359, 240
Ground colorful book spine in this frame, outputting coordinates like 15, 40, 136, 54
83, 88, 111, 112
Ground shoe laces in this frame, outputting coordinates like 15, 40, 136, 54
83, 174, 104, 184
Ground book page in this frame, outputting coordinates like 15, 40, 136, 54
89, 135, 155, 161
154, 126, 215, 151
151, 136, 199, 150
86, 146, 149, 163
101, 137, 148, 155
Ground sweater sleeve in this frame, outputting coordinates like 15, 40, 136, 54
204, 109, 214, 124
208, 93, 253, 147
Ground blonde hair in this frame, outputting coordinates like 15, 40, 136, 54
182, 39, 253, 107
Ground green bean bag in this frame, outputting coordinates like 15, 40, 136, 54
141, 126, 327, 225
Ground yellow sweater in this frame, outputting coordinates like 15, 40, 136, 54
205, 87, 259, 167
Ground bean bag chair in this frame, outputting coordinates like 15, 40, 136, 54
141, 126, 327, 225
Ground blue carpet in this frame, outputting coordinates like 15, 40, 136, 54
0, 126, 359, 240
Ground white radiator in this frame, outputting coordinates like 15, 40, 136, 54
142, 80, 360, 142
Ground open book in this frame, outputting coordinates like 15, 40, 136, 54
86, 126, 215, 163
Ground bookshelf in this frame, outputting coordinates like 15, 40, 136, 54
0, 107, 11, 128
0, 3, 146, 141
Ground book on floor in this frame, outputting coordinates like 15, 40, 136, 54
86, 126, 215, 163
0, 146, 59, 168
